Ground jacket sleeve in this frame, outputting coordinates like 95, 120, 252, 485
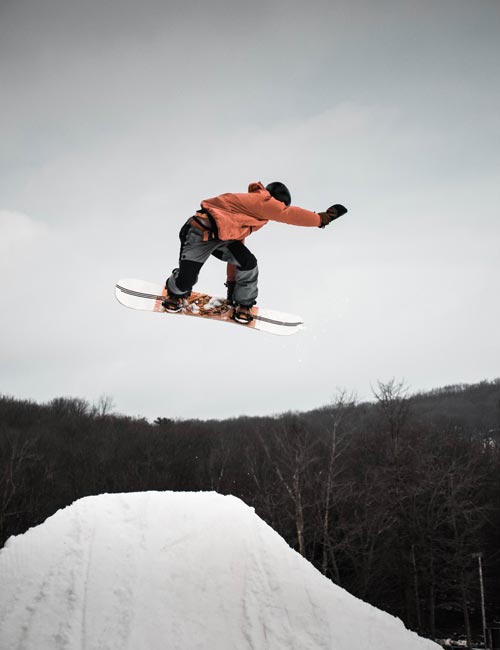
262, 197, 321, 227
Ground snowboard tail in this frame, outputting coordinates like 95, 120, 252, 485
115, 279, 303, 336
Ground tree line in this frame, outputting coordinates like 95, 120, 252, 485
1, 379, 499, 646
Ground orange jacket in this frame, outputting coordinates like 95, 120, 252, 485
200, 182, 321, 241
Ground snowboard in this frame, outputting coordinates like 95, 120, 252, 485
115, 278, 303, 336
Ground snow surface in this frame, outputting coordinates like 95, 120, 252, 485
0, 491, 441, 650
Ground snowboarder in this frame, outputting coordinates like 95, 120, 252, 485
163, 181, 347, 323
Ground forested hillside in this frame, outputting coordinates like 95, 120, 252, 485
1, 379, 499, 643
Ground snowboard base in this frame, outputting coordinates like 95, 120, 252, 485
115, 279, 303, 336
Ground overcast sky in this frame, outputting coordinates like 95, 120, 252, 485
1, 0, 499, 420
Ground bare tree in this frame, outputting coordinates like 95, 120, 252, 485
372, 378, 411, 456
252, 415, 322, 557
0, 428, 38, 540
92, 394, 116, 418
319, 389, 356, 581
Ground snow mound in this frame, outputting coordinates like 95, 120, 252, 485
0, 491, 440, 650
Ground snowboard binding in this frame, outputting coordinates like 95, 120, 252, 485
231, 304, 254, 324
161, 295, 185, 313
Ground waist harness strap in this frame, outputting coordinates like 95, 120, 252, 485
190, 213, 216, 241
197, 207, 219, 239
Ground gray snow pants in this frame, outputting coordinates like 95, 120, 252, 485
166, 218, 259, 306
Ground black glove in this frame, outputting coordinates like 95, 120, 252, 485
318, 204, 348, 227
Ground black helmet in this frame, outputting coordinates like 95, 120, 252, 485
265, 182, 291, 206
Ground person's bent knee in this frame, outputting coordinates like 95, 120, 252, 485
227, 242, 257, 271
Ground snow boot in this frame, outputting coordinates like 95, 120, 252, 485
225, 280, 236, 302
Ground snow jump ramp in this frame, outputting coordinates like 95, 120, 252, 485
0, 491, 440, 650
